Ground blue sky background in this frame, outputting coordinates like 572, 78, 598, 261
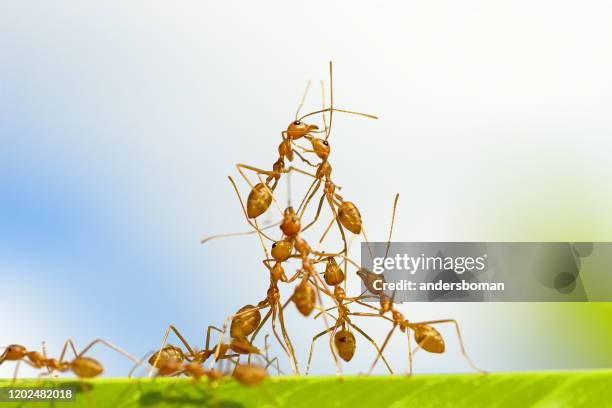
2, 1, 612, 377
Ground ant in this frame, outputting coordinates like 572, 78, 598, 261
233, 63, 376, 238
0, 339, 139, 381
363, 290, 486, 375
306, 273, 394, 375
146, 324, 260, 378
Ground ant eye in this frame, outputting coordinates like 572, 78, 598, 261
294, 120, 301, 125
272, 243, 277, 248
323, 141, 329, 146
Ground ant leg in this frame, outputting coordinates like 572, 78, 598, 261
406, 330, 413, 376
205, 326, 224, 354
347, 321, 394, 374
276, 300, 299, 375
262, 334, 284, 375
265, 357, 284, 375
285, 166, 318, 180
292, 149, 319, 167
254, 173, 283, 215
201, 221, 281, 245
360, 225, 374, 260
77, 339, 140, 365
11, 361, 20, 385
306, 325, 337, 375
41, 341, 52, 376
0, 347, 7, 365
368, 325, 397, 375
128, 351, 156, 378
318, 216, 336, 244
227, 176, 276, 242
253, 306, 274, 342
411, 319, 486, 373
348, 312, 394, 324
308, 270, 342, 376
327, 323, 342, 375
236, 163, 279, 188
325, 193, 349, 288
297, 178, 321, 217
270, 306, 295, 375
247, 307, 274, 365
58, 339, 79, 363
385, 193, 400, 259
253, 219, 271, 260
301, 192, 326, 232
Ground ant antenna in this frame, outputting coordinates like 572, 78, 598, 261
384, 194, 400, 259
295, 80, 312, 120
326, 61, 333, 140
320, 80, 328, 134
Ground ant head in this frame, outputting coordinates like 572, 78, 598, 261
280, 206, 301, 237
2, 344, 26, 361
309, 137, 330, 160
271, 240, 293, 262
286, 120, 319, 140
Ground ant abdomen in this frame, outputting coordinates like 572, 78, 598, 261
293, 281, 315, 316
413, 325, 445, 354
334, 330, 356, 362
324, 258, 344, 286
71, 356, 103, 378
230, 305, 262, 338
246, 183, 273, 219
148, 345, 184, 367
338, 201, 362, 234
233, 363, 267, 386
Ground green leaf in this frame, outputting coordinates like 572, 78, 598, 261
1, 371, 611, 407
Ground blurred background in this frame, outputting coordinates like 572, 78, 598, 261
2, 0, 612, 377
